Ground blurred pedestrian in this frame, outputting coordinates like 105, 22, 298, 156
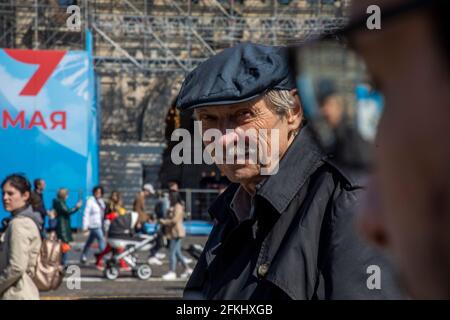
98, 212, 142, 272
96, 191, 129, 270
317, 83, 372, 169
46, 209, 58, 239
105, 191, 126, 216
0, 174, 42, 300
31, 178, 47, 221
133, 183, 155, 224
53, 188, 82, 267
103, 191, 125, 237
95, 215, 131, 271
147, 191, 170, 265
31, 178, 48, 238
80, 186, 106, 270
160, 192, 192, 280
154, 191, 170, 220
167, 182, 192, 264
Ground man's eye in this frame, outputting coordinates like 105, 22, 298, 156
199, 114, 214, 121
236, 110, 253, 120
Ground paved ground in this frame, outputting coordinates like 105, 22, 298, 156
40, 233, 208, 300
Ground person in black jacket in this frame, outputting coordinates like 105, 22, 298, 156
31, 178, 48, 238
31, 178, 47, 220
175, 43, 404, 299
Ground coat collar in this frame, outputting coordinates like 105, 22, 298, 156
12, 205, 43, 231
254, 126, 325, 214
208, 183, 239, 224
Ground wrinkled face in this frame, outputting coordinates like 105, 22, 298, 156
353, 0, 450, 298
2, 182, 29, 212
195, 93, 301, 187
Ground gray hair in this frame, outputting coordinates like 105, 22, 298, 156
263, 89, 297, 117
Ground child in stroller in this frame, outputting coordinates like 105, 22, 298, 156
103, 211, 157, 280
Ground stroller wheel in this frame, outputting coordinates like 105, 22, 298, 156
104, 266, 120, 280
136, 264, 152, 280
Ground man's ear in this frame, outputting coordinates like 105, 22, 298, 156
192, 109, 199, 120
287, 89, 303, 125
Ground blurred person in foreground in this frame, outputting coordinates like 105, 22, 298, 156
0, 174, 42, 300
346, 0, 450, 299
176, 43, 403, 299
317, 81, 372, 169
53, 188, 82, 267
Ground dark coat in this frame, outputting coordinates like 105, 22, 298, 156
184, 127, 404, 300
31, 191, 46, 220
53, 198, 78, 243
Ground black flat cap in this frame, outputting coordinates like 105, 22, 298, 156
176, 43, 296, 111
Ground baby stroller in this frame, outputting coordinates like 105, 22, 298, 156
103, 212, 157, 280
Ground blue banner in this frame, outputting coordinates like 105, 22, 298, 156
0, 49, 99, 228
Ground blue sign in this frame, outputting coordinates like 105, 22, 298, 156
0, 49, 99, 228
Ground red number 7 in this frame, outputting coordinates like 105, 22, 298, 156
4, 49, 66, 96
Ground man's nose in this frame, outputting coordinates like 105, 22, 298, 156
217, 126, 240, 148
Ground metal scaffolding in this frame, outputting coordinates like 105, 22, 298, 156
0, 0, 350, 75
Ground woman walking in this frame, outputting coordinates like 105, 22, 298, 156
0, 174, 42, 300
80, 186, 106, 270
53, 188, 82, 267
160, 192, 192, 280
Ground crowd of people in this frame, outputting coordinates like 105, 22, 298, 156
0, 174, 195, 299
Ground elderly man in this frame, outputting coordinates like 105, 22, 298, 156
176, 43, 402, 299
